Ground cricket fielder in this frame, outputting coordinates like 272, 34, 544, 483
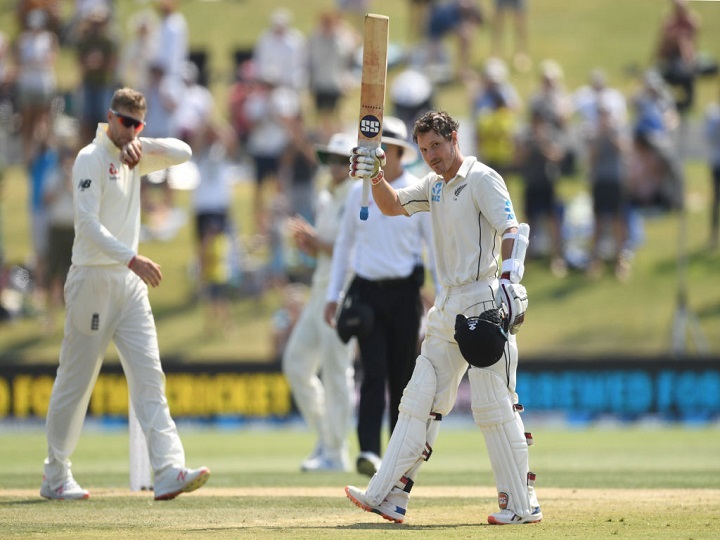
281, 132, 357, 472
41, 88, 210, 501
344, 110, 541, 524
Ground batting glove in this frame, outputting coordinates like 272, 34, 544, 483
496, 279, 528, 335
349, 146, 386, 184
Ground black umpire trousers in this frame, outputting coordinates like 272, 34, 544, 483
354, 272, 423, 456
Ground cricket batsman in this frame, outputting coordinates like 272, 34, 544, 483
344, 110, 541, 524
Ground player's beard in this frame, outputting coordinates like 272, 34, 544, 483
433, 145, 457, 179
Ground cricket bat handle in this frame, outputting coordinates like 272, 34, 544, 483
360, 179, 370, 221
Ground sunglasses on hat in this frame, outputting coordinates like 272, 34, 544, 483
110, 109, 145, 131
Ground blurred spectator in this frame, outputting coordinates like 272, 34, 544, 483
227, 60, 258, 153
174, 61, 214, 143
529, 60, 574, 175
152, 0, 188, 86
244, 84, 300, 236
253, 9, 306, 91
139, 62, 182, 238
16, 0, 61, 36
574, 70, 628, 140
336, 0, 370, 32
13, 8, 58, 165
426, 0, 484, 82
586, 102, 631, 281
189, 120, 238, 322
472, 58, 521, 174
391, 67, 434, 140
627, 70, 683, 211
281, 112, 320, 227
27, 121, 58, 312
516, 110, 566, 277
41, 120, 77, 330
472, 57, 522, 113
306, 10, 357, 142
118, 9, 159, 90
704, 94, 720, 249
0, 31, 12, 168
491, 0, 530, 72
75, 6, 119, 144
654, 0, 700, 114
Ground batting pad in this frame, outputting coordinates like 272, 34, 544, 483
365, 356, 437, 506
469, 368, 538, 517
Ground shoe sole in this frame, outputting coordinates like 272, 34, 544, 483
487, 515, 542, 525
40, 491, 90, 501
154, 468, 211, 501
345, 486, 404, 524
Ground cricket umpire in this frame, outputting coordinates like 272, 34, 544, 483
324, 117, 436, 477
344, 110, 541, 524
41, 88, 210, 500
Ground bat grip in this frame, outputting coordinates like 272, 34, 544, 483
360, 177, 370, 220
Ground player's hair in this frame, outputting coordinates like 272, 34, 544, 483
412, 110, 459, 144
110, 88, 147, 114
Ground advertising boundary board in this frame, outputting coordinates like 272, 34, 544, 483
0, 358, 718, 422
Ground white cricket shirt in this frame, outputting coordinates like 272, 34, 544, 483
71, 123, 192, 266
397, 156, 519, 288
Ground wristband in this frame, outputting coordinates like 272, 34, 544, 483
128, 256, 136, 269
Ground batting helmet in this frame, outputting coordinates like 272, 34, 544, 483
454, 309, 508, 368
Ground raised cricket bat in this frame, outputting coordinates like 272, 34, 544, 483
357, 14, 389, 221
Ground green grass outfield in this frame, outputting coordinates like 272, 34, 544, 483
1, 424, 719, 538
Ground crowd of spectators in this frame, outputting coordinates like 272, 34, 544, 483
0, 0, 715, 340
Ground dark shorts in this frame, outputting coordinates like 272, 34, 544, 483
252, 155, 281, 185
314, 90, 341, 112
47, 225, 74, 281
195, 212, 228, 242
592, 181, 624, 217
524, 185, 556, 218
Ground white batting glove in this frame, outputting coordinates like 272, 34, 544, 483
349, 146, 386, 184
496, 279, 528, 335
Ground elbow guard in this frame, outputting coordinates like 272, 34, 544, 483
501, 223, 530, 284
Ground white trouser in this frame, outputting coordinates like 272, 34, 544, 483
422, 280, 517, 415
366, 279, 524, 504
44, 265, 185, 485
282, 284, 355, 459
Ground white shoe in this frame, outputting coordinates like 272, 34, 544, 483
488, 506, 543, 525
300, 443, 325, 471
40, 474, 89, 500
154, 466, 211, 501
356, 452, 381, 477
345, 485, 407, 524
301, 454, 349, 472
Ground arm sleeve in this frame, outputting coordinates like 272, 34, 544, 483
475, 168, 519, 233
137, 137, 192, 176
73, 153, 136, 264
325, 187, 358, 303
397, 176, 431, 215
